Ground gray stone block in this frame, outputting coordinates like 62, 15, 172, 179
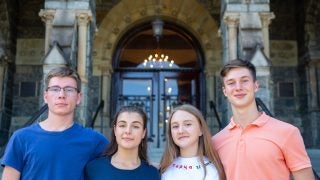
240, 13, 262, 29
51, 27, 74, 46
53, 10, 75, 26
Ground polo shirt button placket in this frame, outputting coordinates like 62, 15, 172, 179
239, 131, 245, 152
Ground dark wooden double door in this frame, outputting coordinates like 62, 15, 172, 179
115, 70, 199, 148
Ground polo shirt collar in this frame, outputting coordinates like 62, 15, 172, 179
227, 112, 269, 130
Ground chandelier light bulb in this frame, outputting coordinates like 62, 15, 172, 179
140, 53, 177, 69
138, 19, 179, 69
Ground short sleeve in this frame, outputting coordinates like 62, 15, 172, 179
282, 127, 312, 171
91, 132, 109, 159
1, 132, 24, 172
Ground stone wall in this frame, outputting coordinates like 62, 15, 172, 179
270, 40, 302, 128
12, 66, 43, 116
271, 67, 300, 121
87, 75, 101, 123
0, 0, 17, 146
16, 39, 44, 65
12, 39, 44, 124
270, 40, 297, 66
269, 39, 318, 147
270, 0, 297, 40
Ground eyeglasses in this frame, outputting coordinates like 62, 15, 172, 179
46, 86, 78, 96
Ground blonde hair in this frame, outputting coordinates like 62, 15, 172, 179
160, 104, 226, 180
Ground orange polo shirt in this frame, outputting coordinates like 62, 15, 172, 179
212, 112, 312, 180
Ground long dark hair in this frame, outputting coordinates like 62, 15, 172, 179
105, 106, 148, 162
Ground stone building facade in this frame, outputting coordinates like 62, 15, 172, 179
0, 0, 319, 150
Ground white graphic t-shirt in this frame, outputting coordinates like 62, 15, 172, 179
161, 156, 219, 180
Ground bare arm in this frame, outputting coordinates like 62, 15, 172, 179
1, 166, 20, 180
292, 167, 315, 180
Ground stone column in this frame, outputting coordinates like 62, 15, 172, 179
75, 10, 92, 125
259, 12, 275, 58
102, 69, 112, 116
76, 10, 92, 83
223, 13, 240, 61
101, 67, 112, 134
39, 9, 56, 55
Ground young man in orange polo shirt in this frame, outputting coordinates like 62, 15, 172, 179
212, 59, 314, 180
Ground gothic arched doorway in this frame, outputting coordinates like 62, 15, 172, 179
111, 20, 205, 148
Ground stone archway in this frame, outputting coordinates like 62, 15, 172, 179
92, 0, 222, 75
91, 0, 222, 131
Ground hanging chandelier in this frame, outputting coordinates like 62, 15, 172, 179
142, 53, 175, 68
138, 18, 177, 69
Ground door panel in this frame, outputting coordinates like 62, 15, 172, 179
118, 72, 158, 146
159, 72, 199, 147
117, 71, 199, 148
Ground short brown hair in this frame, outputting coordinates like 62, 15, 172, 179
45, 66, 81, 92
220, 59, 257, 83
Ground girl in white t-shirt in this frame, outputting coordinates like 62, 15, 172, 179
160, 104, 226, 180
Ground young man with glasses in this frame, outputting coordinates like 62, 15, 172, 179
1, 66, 109, 180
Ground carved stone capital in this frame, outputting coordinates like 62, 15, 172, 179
223, 13, 240, 28
39, 9, 56, 25
204, 70, 215, 77
76, 10, 92, 26
100, 66, 113, 76
259, 12, 275, 27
